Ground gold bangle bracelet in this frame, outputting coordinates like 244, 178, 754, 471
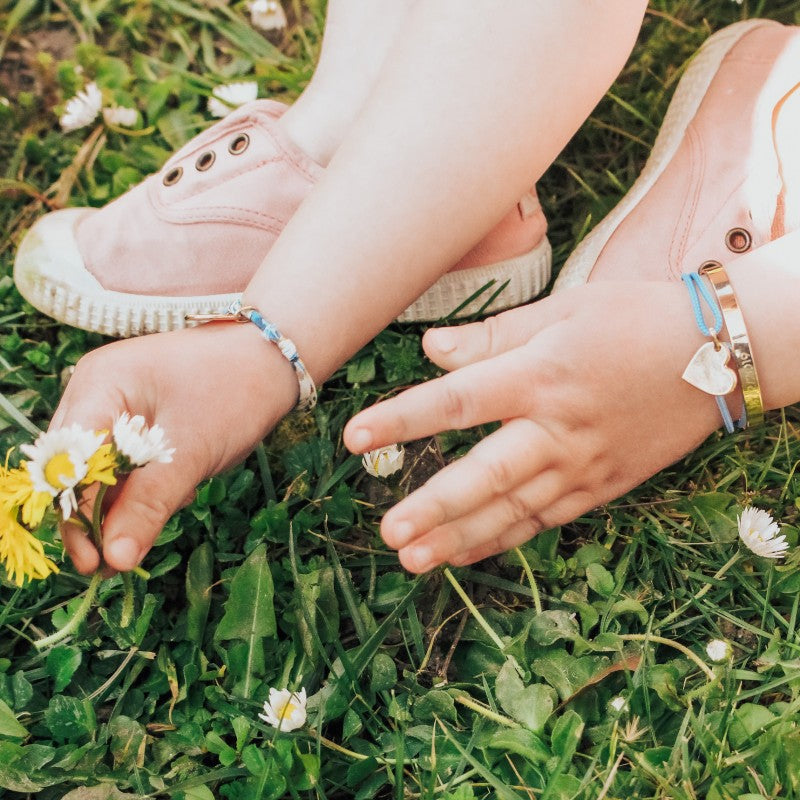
697, 260, 764, 426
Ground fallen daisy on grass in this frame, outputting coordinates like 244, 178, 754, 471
208, 82, 259, 118
102, 106, 138, 127
706, 638, 732, 663
362, 444, 405, 479
609, 696, 627, 713
249, 0, 287, 31
60, 81, 103, 132
259, 687, 307, 732
737, 506, 789, 560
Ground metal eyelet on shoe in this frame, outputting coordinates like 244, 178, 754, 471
228, 133, 250, 155
195, 151, 216, 171
725, 227, 752, 253
162, 166, 183, 186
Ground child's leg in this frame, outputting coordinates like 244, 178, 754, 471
278, 0, 416, 166
54, 1, 648, 573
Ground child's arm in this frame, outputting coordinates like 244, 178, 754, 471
52, 1, 646, 573
344, 235, 800, 573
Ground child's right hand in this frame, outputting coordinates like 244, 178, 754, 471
51, 323, 299, 574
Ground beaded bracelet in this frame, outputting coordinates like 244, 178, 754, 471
680, 272, 745, 434
186, 300, 317, 411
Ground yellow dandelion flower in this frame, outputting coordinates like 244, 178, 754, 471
83, 442, 118, 487
0, 507, 58, 586
0, 466, 51, 528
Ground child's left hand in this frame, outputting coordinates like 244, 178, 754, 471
51, 323, 298, 574
344, 281, 725, 573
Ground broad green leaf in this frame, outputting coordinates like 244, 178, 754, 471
495, 658, 555, 732
45, 646, 82, 693
532, 650, 607, 702
0, 698, 27, 739
186, 542, 213, 647
109, 715, 147, 769
550, 710, 584, 764
43, 695, 96, 743
215, 545, 277, 698
529, 611, 582, 646
586, 563, 615, 597
370, 653, 397, 693
413, 690, 457, 723
485, 728, 550, 764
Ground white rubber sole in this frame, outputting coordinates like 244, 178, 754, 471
397, 235, 552, 323
553, 19, 775, 292
14, 207, 551, 336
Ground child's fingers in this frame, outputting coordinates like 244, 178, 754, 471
380, 418, 551, 548
60, 522, 101, 575
395, 468, 565, 572
447, 488, 599, 567
100, 458, 202, 572
422, 294, 569, 371
345, 347, 531, 450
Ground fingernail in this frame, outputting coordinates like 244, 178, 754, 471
391, 520, 416, 548
105, 537, 141, 571
405, 545, 435, 573
349, 428, 373, 451
429, 330, 456, 354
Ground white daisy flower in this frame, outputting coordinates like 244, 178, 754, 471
609, 696, 627, 713
112, 413, 174, 467
60, 82, 103, 132
21, 425, 105, 519
248, 0, 287, 31
258, 687, 307, 732
207, 82, 258, 118
737, 506, 789, 560
362, 445, 405, 479
706, 638, 732, 663
102, 106, 138, 127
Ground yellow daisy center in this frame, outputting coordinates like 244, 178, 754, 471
278, 700, 297, 719
43, 452, 75, 489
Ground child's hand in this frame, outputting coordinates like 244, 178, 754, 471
52, 324, 298, 574
345, 281, 724, 573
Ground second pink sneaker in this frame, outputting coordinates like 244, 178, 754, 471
554, 19, 800, 289
14, 99, 550, 336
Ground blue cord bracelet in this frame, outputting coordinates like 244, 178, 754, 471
681, 273, 745, 434
228, 299, 317, 411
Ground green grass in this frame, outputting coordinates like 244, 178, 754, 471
3, 1, 800, 798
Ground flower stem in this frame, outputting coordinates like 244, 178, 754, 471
513, 547, 542, 614
121, 571, 134, 627
619, 633, 715, 680
35, 572, 103, 649
91, 483, 109, 552
443, 568, 505, 652
454, 694, 518, 727
655, 552, 741, 631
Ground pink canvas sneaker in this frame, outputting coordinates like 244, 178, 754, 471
554, 19, 800, 290
14, 99, 550, 337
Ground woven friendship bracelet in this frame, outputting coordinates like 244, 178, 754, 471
680, 272, 745, 434
185, 300, 317, 411
697, 261, 764, 427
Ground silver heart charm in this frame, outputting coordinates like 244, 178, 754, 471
682, 341, 737, 396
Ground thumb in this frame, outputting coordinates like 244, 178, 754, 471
101, 459, 197, 572
422, 292, 569, 371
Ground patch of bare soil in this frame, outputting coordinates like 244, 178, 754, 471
0, 26, 77, 100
